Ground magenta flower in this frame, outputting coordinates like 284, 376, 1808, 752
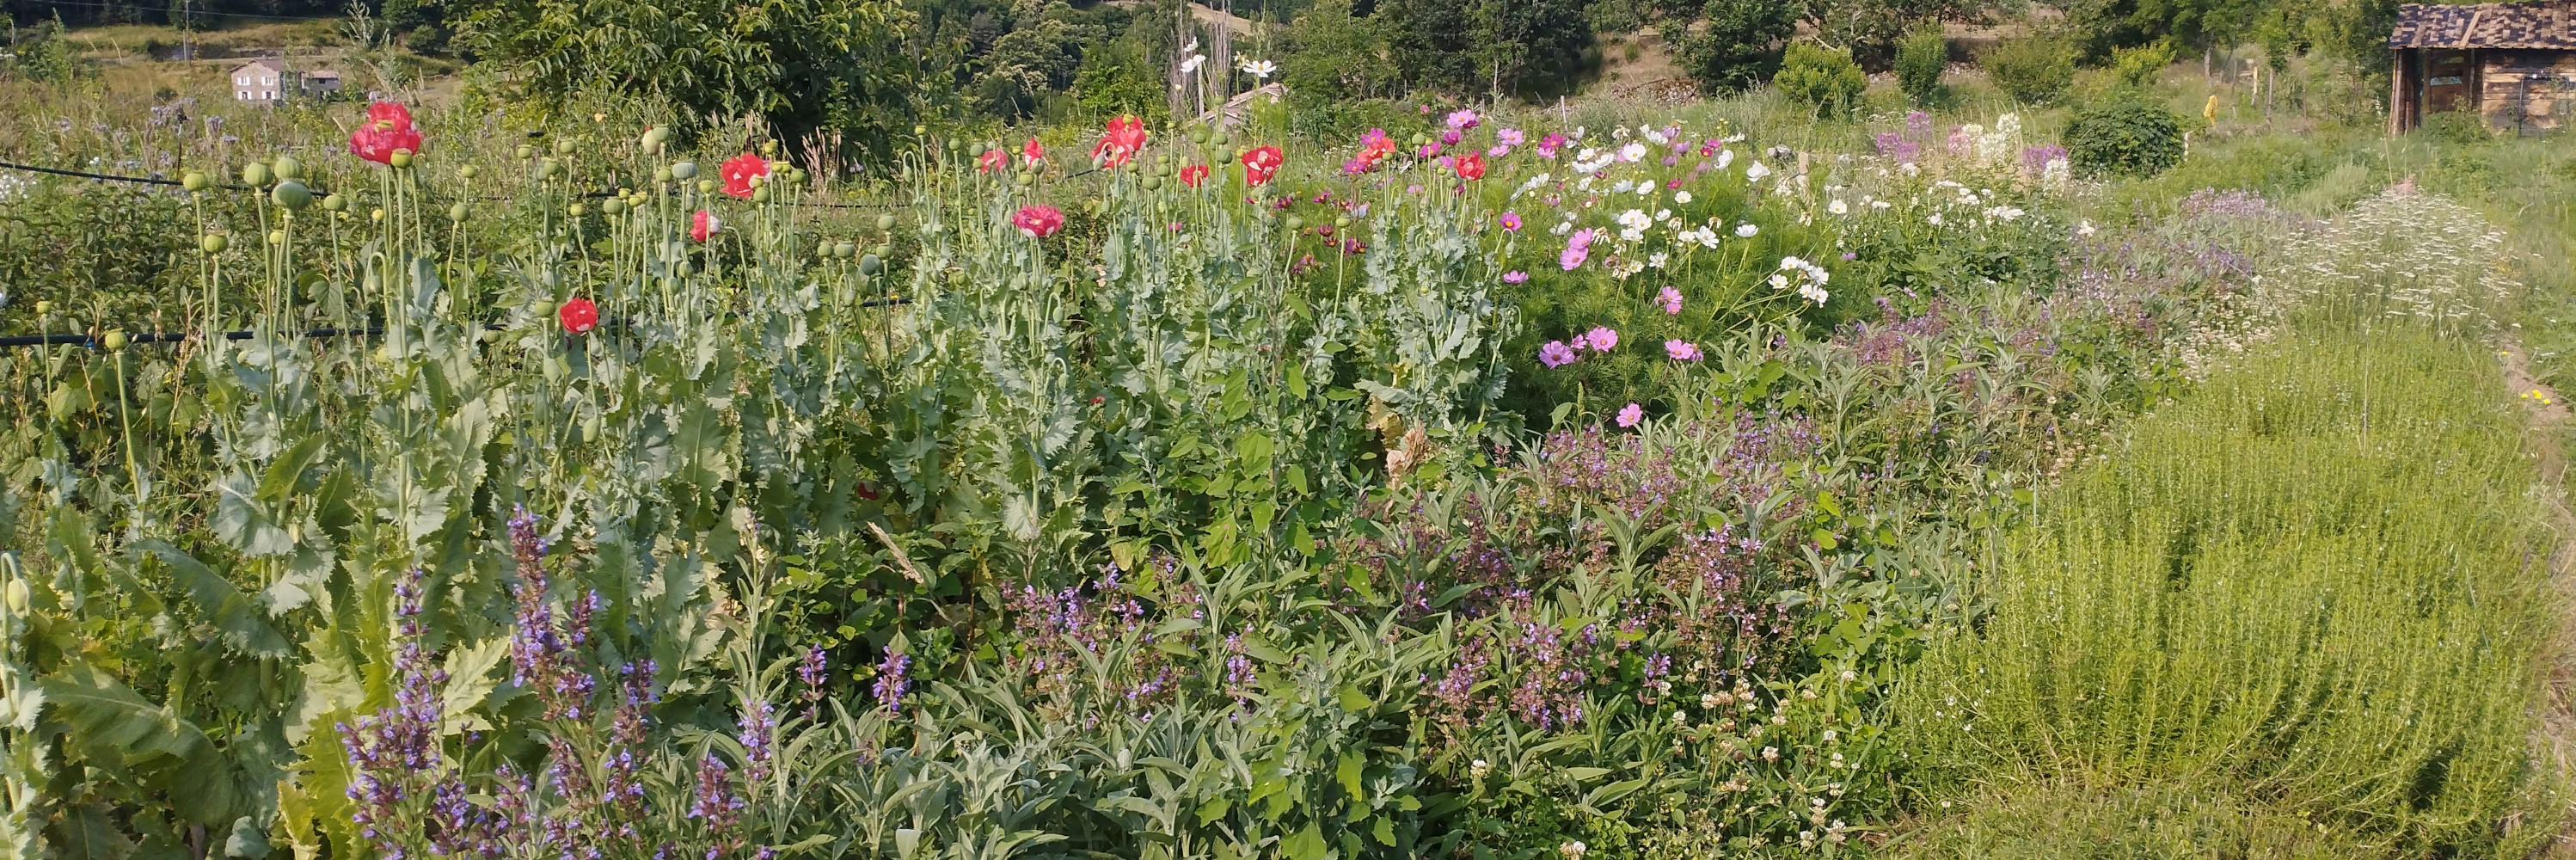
1445, 109, 1481, 130
1665, 340, 1702, 361
1498, 128, 1525, 147
1416, 142, 1442, 158
1658, 286, 1683, 314
1499, 212, 1523, 231
1440, 128, 1463, 146
1616, 402, 1644, 427
1539, 341, 1579, 367
1503, 270, 1529, 284
1536, 132, 1567, 159
1583, 326, 1618, 352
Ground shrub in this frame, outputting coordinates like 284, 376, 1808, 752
1979, 33, 2076, 105
1774, 42, 1868, 117
2066, 97, 2185, 176
1679, 0, 1798, 92
2109, 39, 2176, 88
1895, 27, 1948, 105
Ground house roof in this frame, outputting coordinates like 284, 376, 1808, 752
230, 58, 280, 73
304, 70, 340, 79
2390, 1, 2576, 49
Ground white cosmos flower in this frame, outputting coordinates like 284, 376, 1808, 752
1769, 273, 1790, 290
1745, 161, 1771, 181
1611, 180, 1635, 194
1800, 282, 1829, 304
1180, 53, 1207, 74
1617, 209, 1652, 230
1927, 212, 1943, 225
1238, 58, 1278, 79
2077, 219, 2098, 236
1619, 142, 1648, 162
1715, 150, 1735, 169
1674, 190, 1693, 204
1551, 220, 1573, 236
1828, 199, 1848, 215
1648, 251, 1669, 268
1735, 223, 1758, 237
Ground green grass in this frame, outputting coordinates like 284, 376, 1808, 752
1891, 320, 2562, 857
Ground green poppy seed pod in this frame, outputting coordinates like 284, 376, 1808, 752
181, 170, 208, 192
947, 138, 962, 150
913, 125, 927, 136
567, 202, 586, 218
322, 194, 347, 212
834, 242, 856, 259
517, 144, 536, 159
970, 141, 989, 157
1143, 175, 1162, 190
604, 198, 627, 216
1335, 216, 1351, 228
671, 161, 698, 180
753, 187, 772, 204
459, 163, 480, 180
871, 243, 889, 259
101, 330, 126, 351
696, 180, 715, 194
875, 214, 897, 231
761, 139, 779, 157
581, 413, 601, 443
1410, 132, 1427, 147
1015, 174, 1035, 188
1188, 126, 1209, 144
645, 126, 671, 146
858, 254, 882, 275
1286, 217, 1303, 232
655, 166, 674, 182
555, 138, 578, 156
200, 234, 228, 254
32, 300, 50, 316
273, 155, 303, 180
534, 299, 557, 319
3, 580, 28, 613
787, 168, 807, 185
450, 202, 470, 222
371, 207, 386, 222
389, 150, 414, 169
271, 180, 313, 211
242, 162, 272, 187
267, 230, 285, 245
539, 159, 562, 179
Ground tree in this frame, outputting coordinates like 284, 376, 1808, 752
1774, 41, 1866, 114
1375, 0, 1588, 95
1893, 25, 1945, 103
454, 0, 921, 161
1676, 0, 1798, 93
1282, 0, 1389, 104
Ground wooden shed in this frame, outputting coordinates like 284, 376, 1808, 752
2389, 0, 2576, 134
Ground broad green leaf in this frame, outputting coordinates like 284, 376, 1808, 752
1280, 825, 1328, 860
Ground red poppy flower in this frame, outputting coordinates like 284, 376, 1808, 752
1454, 153, 1487, 181
720, 152, 769, 198
978, 147, 1008, 174
1092, 115, 1148, 168
1179, 163, 1211, 187
1022, 137, 1046, 168
1012, 205, 1064, 238
1240, 145, 1284, 187
558, 296, 599, 334
349, 101, 423, 164
690, 210, 721, 243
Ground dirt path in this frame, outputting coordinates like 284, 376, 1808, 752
2501, 341, 2576, 857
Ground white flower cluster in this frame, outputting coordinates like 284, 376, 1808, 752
1772, 255, 1831, 305
1570, 148, 1615, 174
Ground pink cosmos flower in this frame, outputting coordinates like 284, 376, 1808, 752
1498, 212, 1522, 231
1658, 286, 1683, 314
1445, 109, 1480, 130
1536, 132, 1567, 159
1502, 270, 1528, 284
1665, 340, 1702, 361
1487, 144, 1513, 157
1415, 142, 1442, 159
1497, 128, 1526, 147
1616, 402, 1643, 427
1583, 326, 1618, 352
1539, 341, 1579, 367
1560, 228, 1595, 271
1440, 128, 1463, 146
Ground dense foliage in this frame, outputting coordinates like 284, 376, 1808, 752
2064, 97, 2184, 176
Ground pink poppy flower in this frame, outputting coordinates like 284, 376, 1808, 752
720, 152, 769, 198
1012, 204, 1064, 237
690, 210, 721, 243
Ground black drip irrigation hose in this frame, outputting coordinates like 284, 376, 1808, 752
0, 295, 920, 350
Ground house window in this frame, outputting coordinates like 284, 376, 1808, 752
262, 77, 275, 85
236, 76, 248, 85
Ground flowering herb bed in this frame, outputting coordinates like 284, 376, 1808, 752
0, 97, 2469, 860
